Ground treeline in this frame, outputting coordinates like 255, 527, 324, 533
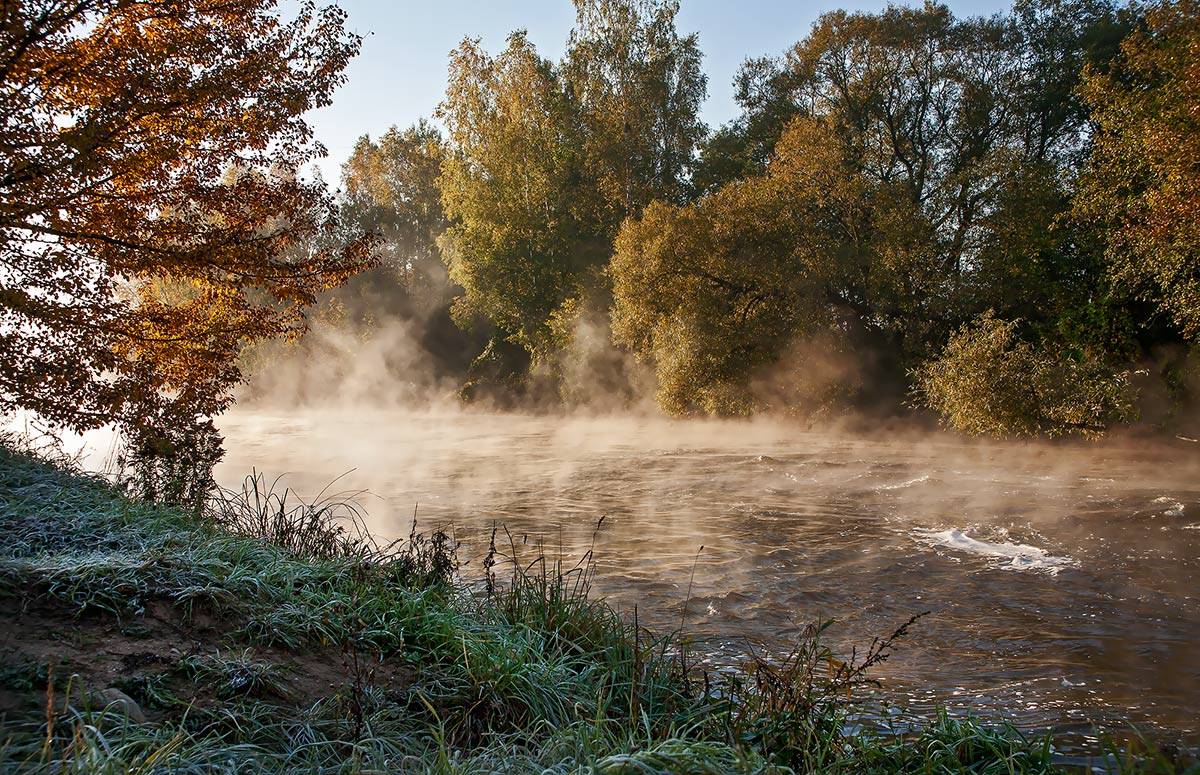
285, 0, 1199, 438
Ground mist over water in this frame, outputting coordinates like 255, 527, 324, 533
216, 408, 1200, 753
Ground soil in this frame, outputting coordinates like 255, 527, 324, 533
0, 593, 414, 726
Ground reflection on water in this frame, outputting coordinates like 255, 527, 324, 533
217, 408, 1200, 752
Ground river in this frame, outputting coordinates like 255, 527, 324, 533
216, 408, 1200, 756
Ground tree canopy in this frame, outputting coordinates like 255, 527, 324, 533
437, 0, 707, 368
0, 0, 371, 446
1077, 0, 1200, 340
11, 0, 1194, 444
341, 120, 448, 300
610, 0, 1158, 433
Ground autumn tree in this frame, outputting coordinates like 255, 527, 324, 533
613, 2, 1137, 423
611, 117, 868, 415
1076, 0, 1200, 340
436, 1, 707, 398
0, 0, 370, 502
564, 0, 707, 222
437, 32, 589, 361
912, 312, 1135, 437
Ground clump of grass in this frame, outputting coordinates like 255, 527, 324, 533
205, 470, 378, 561
206, 469, 461, 588
469, 523, 704, 738
720, 613, 928, 770
178, 649, 290, 700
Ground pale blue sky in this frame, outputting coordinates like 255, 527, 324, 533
307, 0, 1011, 185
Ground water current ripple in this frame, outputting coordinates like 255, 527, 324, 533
216, 409, 1200, 755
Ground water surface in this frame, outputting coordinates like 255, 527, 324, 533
217, 409, 1200, 753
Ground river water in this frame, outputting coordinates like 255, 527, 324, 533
216, 408, 1199, 755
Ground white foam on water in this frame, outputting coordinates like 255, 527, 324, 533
914, 528, 1077, 575
1153, 496, 1185, 517
876, 474, 931, 491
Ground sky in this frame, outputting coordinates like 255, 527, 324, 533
306, 0, 1012, 186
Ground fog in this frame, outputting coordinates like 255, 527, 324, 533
215, 403, 1200, 751
15, 309, 1196, 753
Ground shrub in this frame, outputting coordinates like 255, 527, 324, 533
913, 312, 1135, 438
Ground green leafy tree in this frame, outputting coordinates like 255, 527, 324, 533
437, 32, 588, 356
565, 0, 707, 221
438, 2, 707, 393
1011, 0, 1132, 165
912, 312, 1135, 437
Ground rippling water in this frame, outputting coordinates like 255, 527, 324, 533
217, 408, 1200, 754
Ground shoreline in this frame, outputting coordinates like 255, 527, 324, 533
0, 438, 1193, 773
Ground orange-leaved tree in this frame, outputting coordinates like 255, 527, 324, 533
0, 1, 374, 501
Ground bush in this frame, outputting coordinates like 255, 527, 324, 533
913, 312, 1135, 438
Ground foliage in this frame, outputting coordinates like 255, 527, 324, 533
912, 312, 1136, 438
118, 416, 224, 517
611, 117, 862, 415
724, 614, 927, 771
690, 56, 804, 196
437, 32, 590, 354
564, 0, 707, 219
340, 119, 449, 305
1076, 0, 1200, 340
437, 1, 707, 368
611, 1, 1154, 429
0, 0, 373, 441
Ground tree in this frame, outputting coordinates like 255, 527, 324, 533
564, 0, 707, 222
437, 32, 588, 357
437, 2, 707, 396
690, 56, 802, 196
341, 120, 448, 303
610, 117, 864, 415
1010, 0, 1132, 165
912, 312, 1134, 437
613, 2, 1137, 421
1077, 0, 1200, 340
0, 0, 370, 499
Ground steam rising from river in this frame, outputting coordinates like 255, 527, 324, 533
27, 312, 1198, 754
237, 301, 662, 413
215, 407, 1200, 752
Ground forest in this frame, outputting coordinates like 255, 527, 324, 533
3, 0, 1200, 498
283, 0, 1200, 441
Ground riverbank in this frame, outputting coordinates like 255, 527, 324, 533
0, 439, 1189, 773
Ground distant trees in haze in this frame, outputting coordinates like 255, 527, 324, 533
341, 120, 448, 304
305, 0, 1200, 437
